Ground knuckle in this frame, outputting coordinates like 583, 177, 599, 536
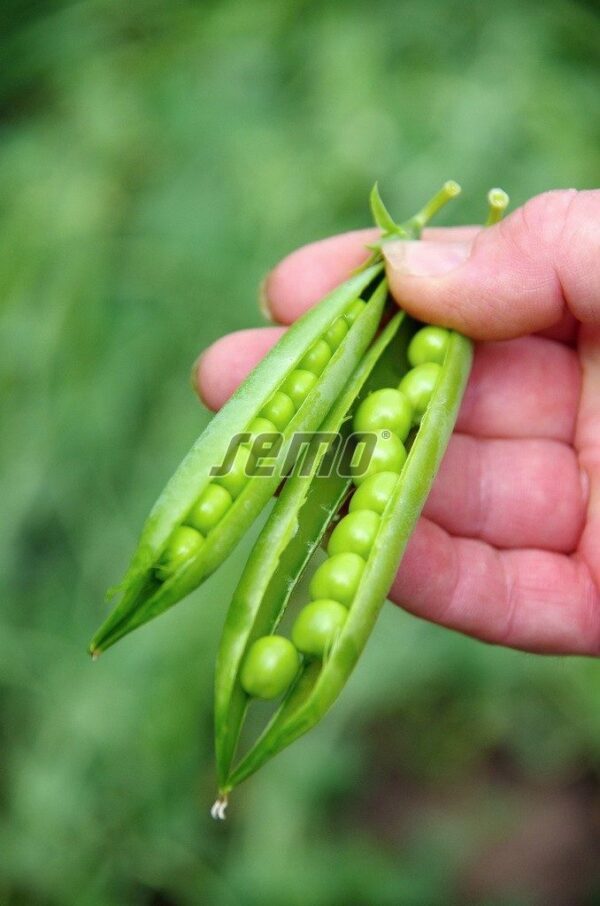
560, 188, 600, 246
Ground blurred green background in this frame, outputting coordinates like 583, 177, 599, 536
1, 1, 599, 904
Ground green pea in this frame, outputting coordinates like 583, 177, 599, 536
309, 552, 365, 607
349, 471, 399, 516
353, 388, 412, 442
187, 484, 233, 534
247, 416, 278, 436
299, 339, 332, 376
327, 510, 380, 559
214, 443, 255, 499
398, 363, 442, 423
240, 636, 300, 700
344, 298, 367, 325
408, 326, 450, 367
291, 599, 348, 658
156, 525, 205, 581
244, 417, 279, 448
281, 369, 318, 409
324, 317, 349, 351
352, 430, 407, 486
260, 391, 296, 431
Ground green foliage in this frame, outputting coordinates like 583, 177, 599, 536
0, 1, 599, 904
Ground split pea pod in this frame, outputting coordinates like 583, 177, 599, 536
214, 309, 409, 787
213, 323, 472, 811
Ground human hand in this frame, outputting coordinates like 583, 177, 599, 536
194, 189, 600, 656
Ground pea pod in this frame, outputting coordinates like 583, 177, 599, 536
89, 267, 386, 655
214, 309, 409, 786
214, 326, 472, 808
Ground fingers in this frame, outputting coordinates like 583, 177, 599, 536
390, 517, 600, 656
456, 337, 580, 442
536, 310, 579, 345
261, 190, 600, 338
194, 327, 284, 410
263, 226, 482, 324
383, 189, 600, 340
424, 434, 585, 552
576, 324, 600, 591
265, 229, 378, 324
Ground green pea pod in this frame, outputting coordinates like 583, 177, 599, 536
214, 310, 410, 786
89, 266, 388, 655
215, 327, 472, 805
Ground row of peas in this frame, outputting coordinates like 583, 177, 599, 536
239, 325, 450, 700
155, 298, 368, 582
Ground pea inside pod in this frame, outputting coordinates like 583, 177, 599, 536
407, 325, 450, 366
291, 600, 348, 658
352, 387, 412, 441
398, 362, 442, 423
240, 636, 300, 700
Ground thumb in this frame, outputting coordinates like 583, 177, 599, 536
383, 189, 600, 340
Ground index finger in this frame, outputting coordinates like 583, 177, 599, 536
264, 226, 482, 325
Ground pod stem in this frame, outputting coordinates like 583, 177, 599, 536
404, 180, 462, 234
485, 187, 510, 225
356, 179, 462, 273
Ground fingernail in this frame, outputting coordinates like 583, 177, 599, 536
258, 274, 275, 322
384, 239, 472, 277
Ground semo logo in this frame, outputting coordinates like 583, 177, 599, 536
209, 431, 388, 480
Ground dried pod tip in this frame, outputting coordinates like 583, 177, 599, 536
211, 795, 228, 820
486, 188, 509, 225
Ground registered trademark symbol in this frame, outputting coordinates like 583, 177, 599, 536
381, 429, 391, 439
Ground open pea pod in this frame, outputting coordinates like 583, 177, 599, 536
89, 266, 386, 655
214, 309, 410, 786
214, 326, 473, 809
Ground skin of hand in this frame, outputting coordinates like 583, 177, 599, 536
194, 189, 600, 657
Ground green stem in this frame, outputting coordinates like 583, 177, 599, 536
355, 179, 463, 274
485, 188, 509, 226
404, 180, 462, 233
